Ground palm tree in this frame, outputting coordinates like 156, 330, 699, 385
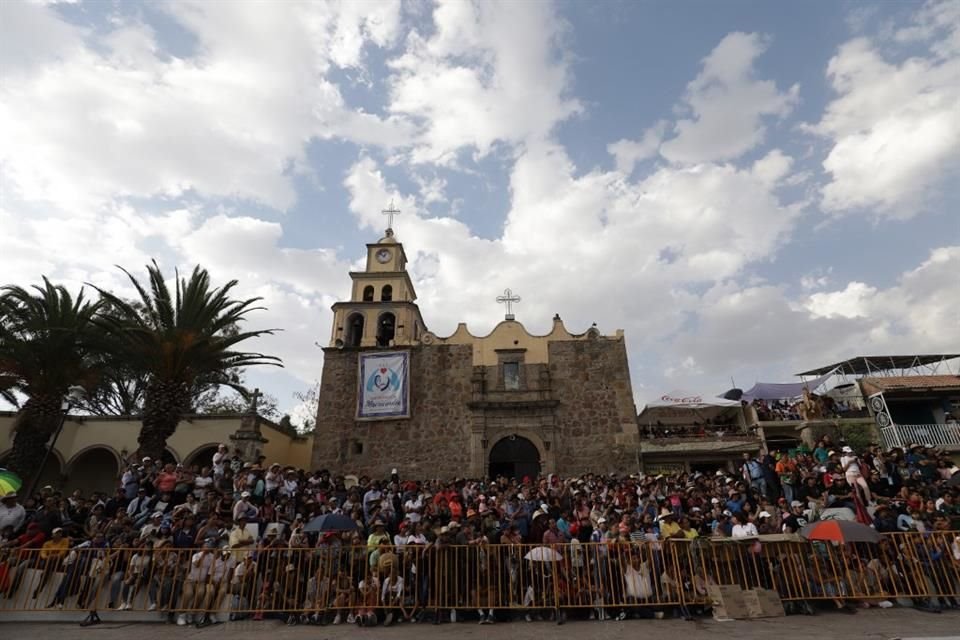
94, 262, 281, 461
0, 279, 103, 477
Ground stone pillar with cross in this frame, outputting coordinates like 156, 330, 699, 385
382, 200, 401, 237
231, 387, 268, 465
496, 288, 521, 321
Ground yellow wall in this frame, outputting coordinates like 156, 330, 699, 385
0, 412, 311, 492
429, 317, 624, 366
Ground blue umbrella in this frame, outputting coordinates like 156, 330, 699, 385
303, 513, 358, 533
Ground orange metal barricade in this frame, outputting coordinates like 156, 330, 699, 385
0, 533, 957, 618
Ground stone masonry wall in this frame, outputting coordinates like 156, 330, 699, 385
550, 338, 638, 474
312, 344, 474, 478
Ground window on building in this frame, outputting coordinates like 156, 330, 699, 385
381, 284, 393, 301
362, 286, 374, 301
504, 362, 520, 390
352, 441, 364, 456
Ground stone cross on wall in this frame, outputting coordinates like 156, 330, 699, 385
246, 387, 262, 415
382, 200, 400, 234
496, 288, 521, 320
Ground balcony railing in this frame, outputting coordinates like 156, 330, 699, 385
879, 423, 960, 450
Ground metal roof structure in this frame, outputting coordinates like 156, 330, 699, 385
796, 354, 960, 377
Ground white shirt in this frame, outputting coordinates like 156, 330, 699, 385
404, 498, 423, 523
265, 470, 282, 493
231, 560, 256, 585
381, 577, 403, 603
193, 475, 213, 498
732, 523, 759, 538
188, 551, 214, 582
840, 454, 861, 475
211, 555, 234, 582
0, 502, 26, 532
212, 451, 228, 476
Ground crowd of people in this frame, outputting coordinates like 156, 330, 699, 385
0, 436, 958, 627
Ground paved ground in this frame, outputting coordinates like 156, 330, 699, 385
2, 609, 959, 640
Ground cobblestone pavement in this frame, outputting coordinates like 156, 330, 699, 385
2, 609, 959, 640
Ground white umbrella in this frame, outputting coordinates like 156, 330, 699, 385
524, 546, 563, 562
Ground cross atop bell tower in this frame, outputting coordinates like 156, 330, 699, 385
382, 200, 400, 237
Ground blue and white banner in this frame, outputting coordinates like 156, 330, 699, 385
357, 351, 411, 420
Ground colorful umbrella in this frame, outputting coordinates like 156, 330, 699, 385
0, 469, 23, 496
800, 520, 881, 544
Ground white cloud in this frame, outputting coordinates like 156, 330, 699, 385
387, 0, 580, 164
810, 2, 960, 217
671, 246, 960, 384
0, 1, 412, 211
607, 121, 667, 174
805, 282, 878, 319
659, 32, 799, 164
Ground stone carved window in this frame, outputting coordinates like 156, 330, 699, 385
362, 285, 374, 301
503, 362, 520, 390
381, 284, 393, 301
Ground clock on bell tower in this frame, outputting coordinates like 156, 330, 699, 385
328, 207, 427, 349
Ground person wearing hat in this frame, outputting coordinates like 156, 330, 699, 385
658, 511, 681, 538
0, 491, 25, 533
139, 512, 165, 540
840, 445, 872, 504
233, 491, 258, 523
781, 501, 809, 534
32, 526, 70, 599
367, 520, 390, 550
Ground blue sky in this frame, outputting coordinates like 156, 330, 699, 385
2, 0, 958, 422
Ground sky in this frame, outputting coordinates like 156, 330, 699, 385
1, 0, 959, 424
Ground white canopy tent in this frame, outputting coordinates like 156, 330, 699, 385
638, 391, 745, 431
644, 391, 741, 409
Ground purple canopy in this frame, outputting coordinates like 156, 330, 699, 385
741, 371, 834, 401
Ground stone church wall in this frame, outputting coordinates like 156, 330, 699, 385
312, 344, 475, 477
550, 338, 639, 474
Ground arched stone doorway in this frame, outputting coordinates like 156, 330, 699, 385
184, 444, 219, 469
488, 436, 540, 480
67, 447, 119, 495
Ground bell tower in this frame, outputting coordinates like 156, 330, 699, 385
329, 206, 427, 348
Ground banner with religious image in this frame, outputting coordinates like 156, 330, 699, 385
357, 351, 411, 420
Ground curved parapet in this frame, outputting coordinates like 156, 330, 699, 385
420, 314, 623, 366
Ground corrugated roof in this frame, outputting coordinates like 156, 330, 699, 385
861, 375, 960, 392
796, 354, 960, 377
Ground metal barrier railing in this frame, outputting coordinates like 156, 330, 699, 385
1, 533, 958, 618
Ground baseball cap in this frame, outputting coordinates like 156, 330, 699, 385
841, 446, 853, 453
241, 491, 251, 498
758, 512, 771, 519
790, 500, 803, 508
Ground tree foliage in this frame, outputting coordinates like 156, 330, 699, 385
92, 261, 282, 459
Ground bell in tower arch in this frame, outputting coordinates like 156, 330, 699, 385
376, 312, 396, 347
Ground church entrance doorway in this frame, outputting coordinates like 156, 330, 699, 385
488, 436, 540, 480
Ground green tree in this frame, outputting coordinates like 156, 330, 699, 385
0, 279, 104, 477
95, 261, 281, 461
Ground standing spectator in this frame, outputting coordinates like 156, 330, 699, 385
212, 444, 229, 479
741, 453, 767, 497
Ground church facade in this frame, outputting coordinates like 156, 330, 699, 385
311, 228, 640, 479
